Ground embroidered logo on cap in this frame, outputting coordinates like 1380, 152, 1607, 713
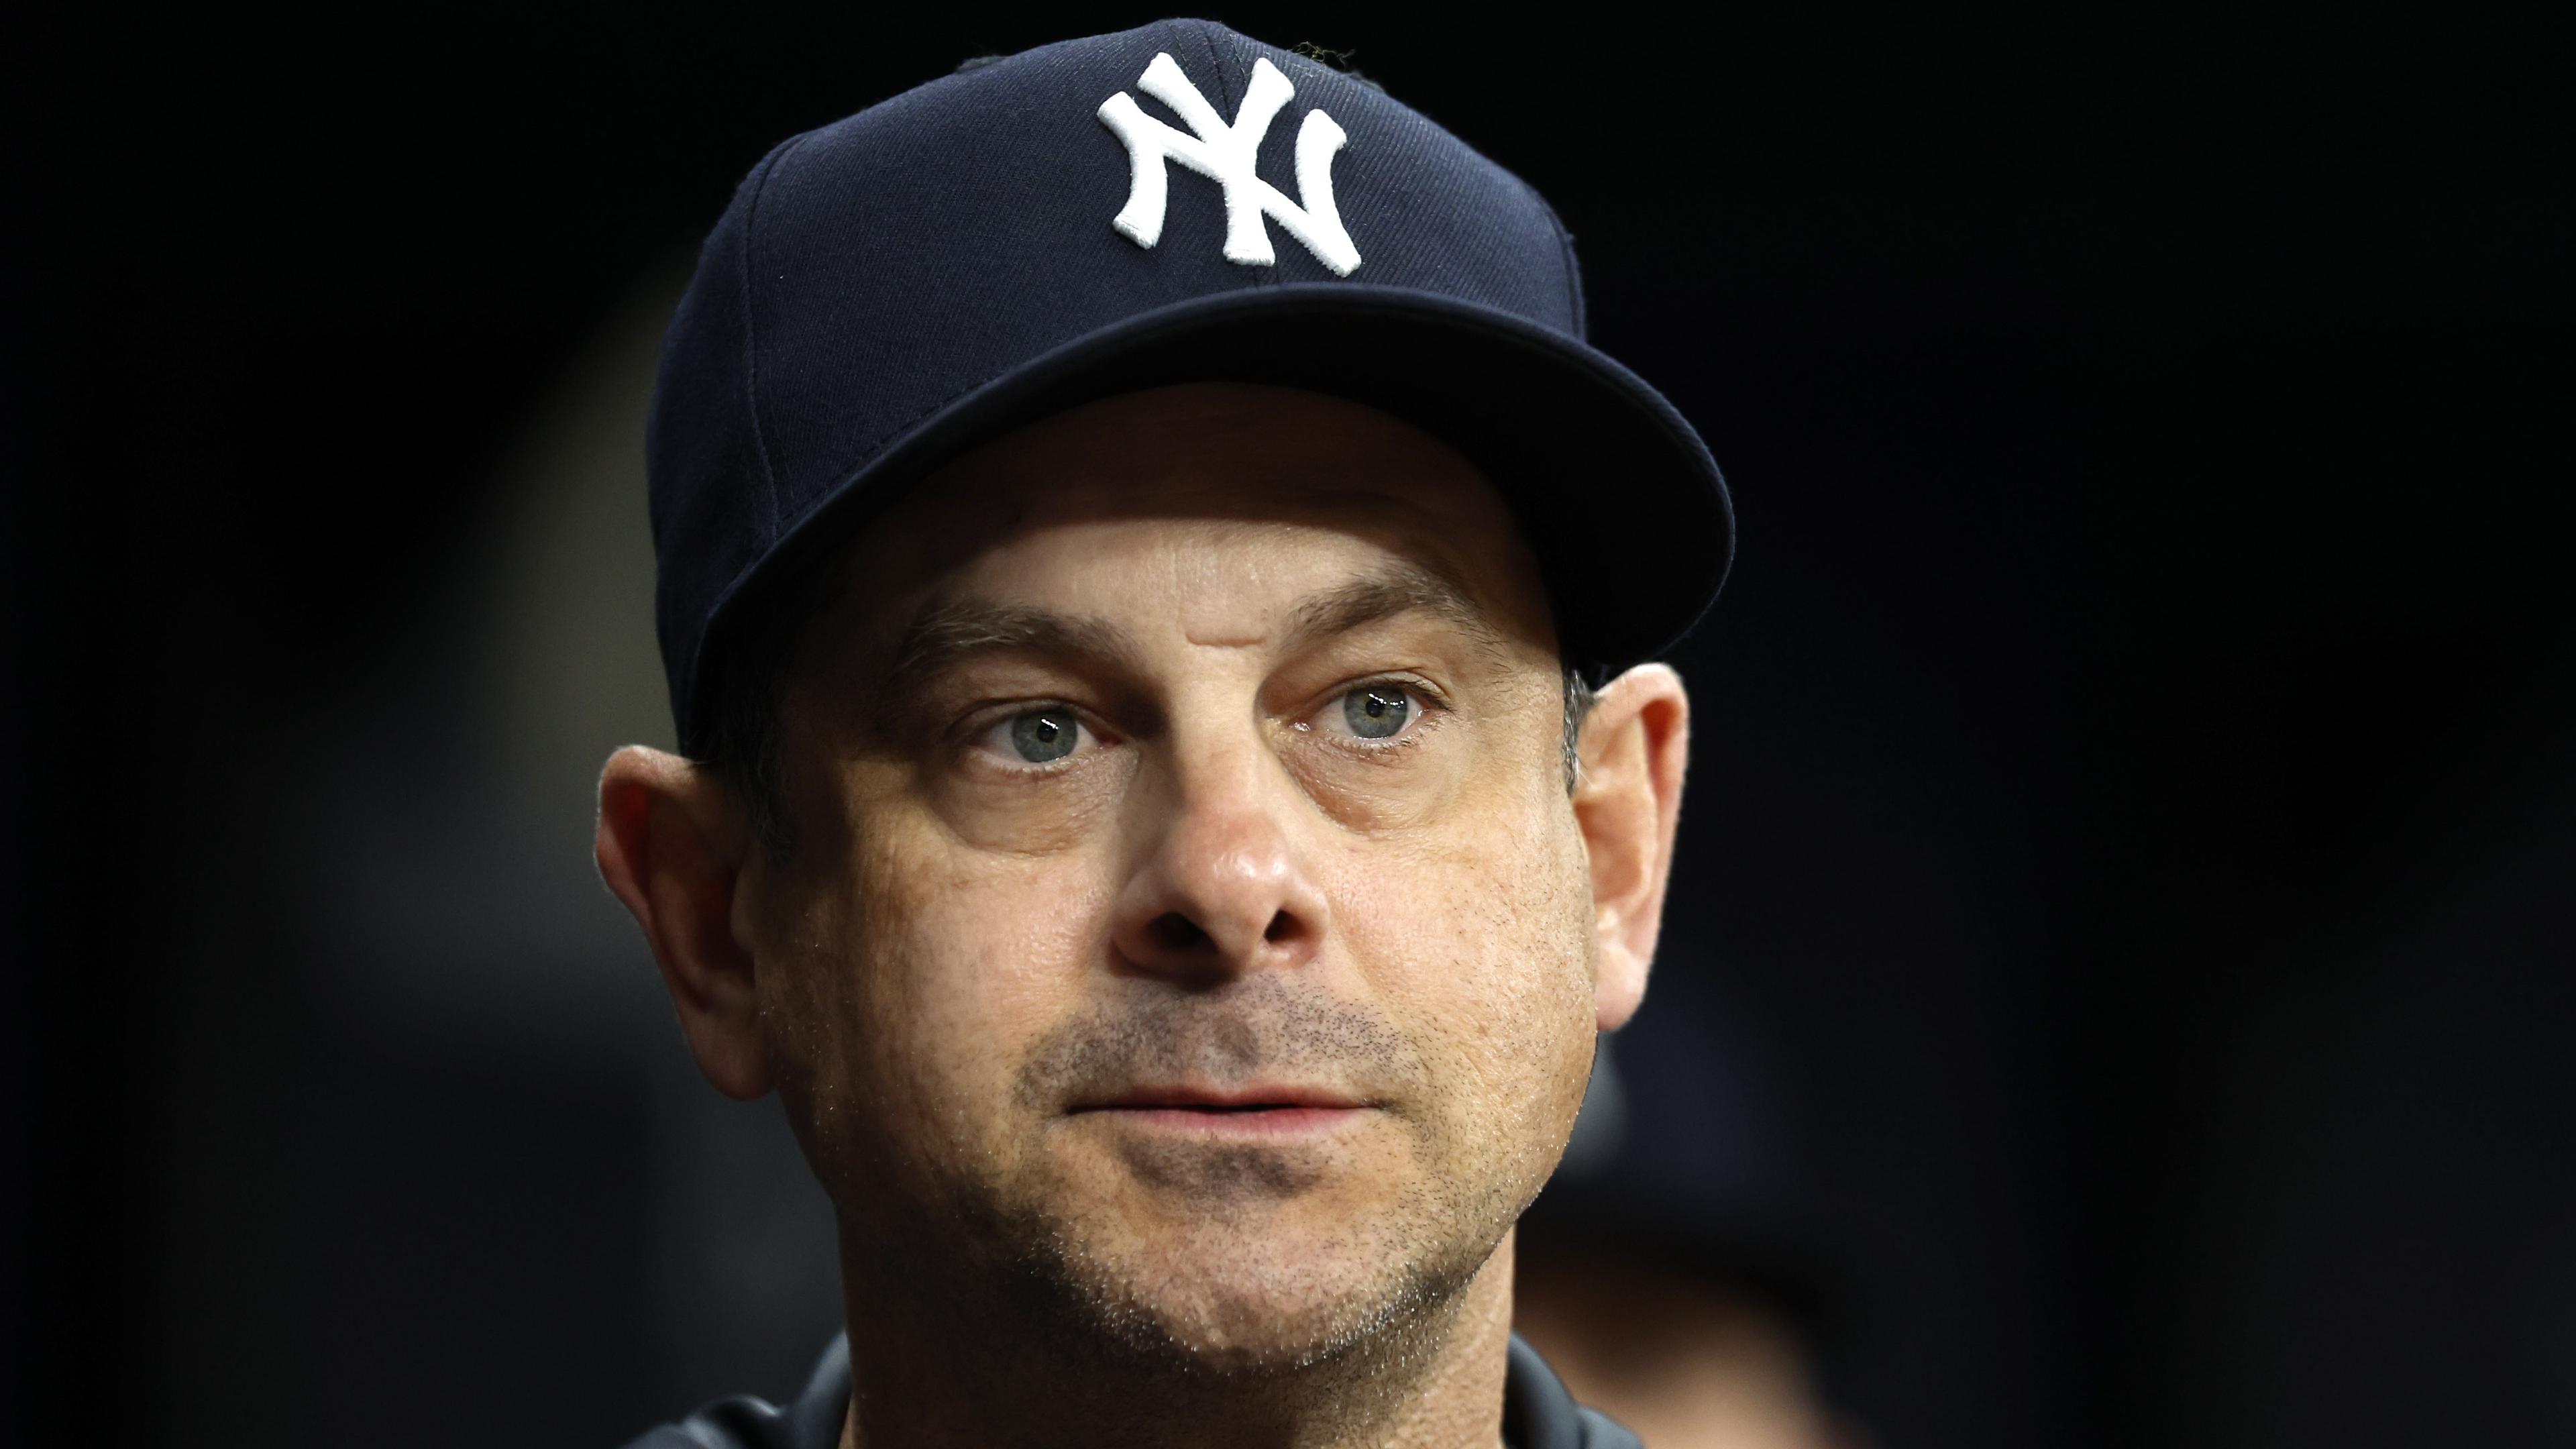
1097, 53, 1361, 276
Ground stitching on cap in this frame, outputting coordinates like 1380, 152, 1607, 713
1194, 23, 1238, 123
1190, 23, 1279, 294
1530, 182, 1587, 339
739, 131, 817, 541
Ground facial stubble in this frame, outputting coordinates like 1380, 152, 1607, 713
877, 976, 1550, 1399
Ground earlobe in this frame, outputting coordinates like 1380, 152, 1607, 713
595, 745, 774, 1099
1570, 664, 1691, 1032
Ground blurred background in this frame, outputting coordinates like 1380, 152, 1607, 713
7, 5, 2570, 1446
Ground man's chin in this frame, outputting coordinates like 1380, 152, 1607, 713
945, 1139, 1523, 1378
1020, 1218, 1470, 1377
1089, 1267, 1433, 1375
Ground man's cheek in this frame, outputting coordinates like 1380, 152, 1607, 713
1348, 823, 1593, 1112
922, 756, 1132, 858
871, 855, 1114, 1124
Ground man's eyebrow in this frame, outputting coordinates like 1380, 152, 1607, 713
868, 561, 1506, 712
879, 599, 1147, 698
1283, 560, 1511, 660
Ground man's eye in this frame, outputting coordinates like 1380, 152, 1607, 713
1335, 684, 1419, 741
993, 708, 1085, 764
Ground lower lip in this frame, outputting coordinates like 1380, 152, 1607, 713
1079, 1106, 1371, 1137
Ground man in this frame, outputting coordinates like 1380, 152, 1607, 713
597, 19, 1733, 1449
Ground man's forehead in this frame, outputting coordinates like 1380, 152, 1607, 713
843, 515, 1538, 686
813, 384, 1555, 648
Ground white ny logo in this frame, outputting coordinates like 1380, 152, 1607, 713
1096, 53, 1362, 276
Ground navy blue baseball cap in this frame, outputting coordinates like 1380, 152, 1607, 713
649, 17, 1733, 755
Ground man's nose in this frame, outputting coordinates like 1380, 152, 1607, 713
1108, 753, 1328, 985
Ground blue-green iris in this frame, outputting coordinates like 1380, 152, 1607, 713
1343, 686, 1411, 739
1009, 710, 1079, 763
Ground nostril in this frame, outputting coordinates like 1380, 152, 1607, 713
1263, 909, 1297, 944
1150, 912, 1210, 951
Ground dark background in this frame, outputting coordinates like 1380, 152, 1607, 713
9, 5, 2571, 1446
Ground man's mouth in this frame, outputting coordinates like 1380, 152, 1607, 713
1067, 1085, 1376, 1136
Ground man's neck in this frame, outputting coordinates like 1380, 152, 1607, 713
836, 1231, 1519, 1449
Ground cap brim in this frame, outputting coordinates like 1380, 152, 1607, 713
698, 283, 1732, 716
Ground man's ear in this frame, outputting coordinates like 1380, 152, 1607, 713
1572, 663, 1691, 1032
595, 745, 772, 1099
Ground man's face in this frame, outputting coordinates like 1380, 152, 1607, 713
742, 384, 1602, 1371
